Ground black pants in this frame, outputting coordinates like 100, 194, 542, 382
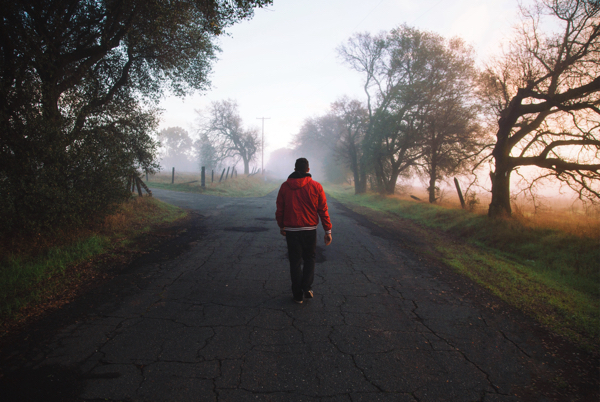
285, 230, 317, 298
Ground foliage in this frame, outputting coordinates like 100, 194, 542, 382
158, 127, 196, 171
198, 99, 260, 174
0, 0, 271, 236
0, 196, 186, 324
331, 97, 369, 192
480, 0, 600, 217
338, 26, 483, 195
196, 133, 221, 172
417, 38, 485, 203
292, 112, 348, 183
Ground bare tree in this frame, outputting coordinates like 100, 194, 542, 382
199, 100, 260, 175
481, 0, 599, 217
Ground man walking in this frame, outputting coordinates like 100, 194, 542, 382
276, 158, 332, 304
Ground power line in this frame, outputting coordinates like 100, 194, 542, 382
350, 0, 388, 32
409, 0, 445, 24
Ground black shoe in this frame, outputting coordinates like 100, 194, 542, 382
304, 290, 313, 299
293, 295, 303, 304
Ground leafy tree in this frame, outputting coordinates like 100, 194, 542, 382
417, 38, 484, 203
195, 133, 221, 173
199, 99, 260, 174
293, 113, 347, 183
158, 127, 195, 171
339, 26, 460, 194
331, 97, 369, 193
0, 0, 271, 234
480, 0, 599, 217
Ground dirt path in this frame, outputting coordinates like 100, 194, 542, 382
0, 189, 597, 401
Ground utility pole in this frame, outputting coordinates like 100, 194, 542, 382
256, 117, 270, 174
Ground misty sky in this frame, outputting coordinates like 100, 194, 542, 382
158, 0, 525, 169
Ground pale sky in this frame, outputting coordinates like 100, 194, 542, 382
158, 0, 524, 168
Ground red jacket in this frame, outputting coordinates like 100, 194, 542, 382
276, 173, 332, 233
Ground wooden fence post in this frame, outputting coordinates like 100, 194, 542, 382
171, 167, 175, 184
138, 177, 152, 197
135, 176, 143, 197
454, 178, 466, 209
219, 168, 225, 183
211, 169, 214, 183
201, 166, 205, 187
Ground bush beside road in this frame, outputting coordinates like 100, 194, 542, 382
0, 197, 186, 335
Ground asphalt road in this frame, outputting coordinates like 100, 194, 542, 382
0, 188, 594, 401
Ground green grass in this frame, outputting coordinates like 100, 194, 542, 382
148, 172, 279, 197
0, 197, 186, 324
326, 184, 600, 350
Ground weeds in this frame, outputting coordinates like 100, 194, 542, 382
0, 197, 185, 324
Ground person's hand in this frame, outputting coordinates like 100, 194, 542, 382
280, 228, 286, 237
324, 233, 332, 246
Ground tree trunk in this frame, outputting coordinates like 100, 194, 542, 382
348, 143, 363, 195
355, 152, 368, 194
428, 174, 437, 204
358, 168, 367, 193
488, 158, 512, 217
385, 168, 400, 195
428, 156, 437, 203
374, 156, 386, 194
488, 112, 516, 217
243, 157, 250, 175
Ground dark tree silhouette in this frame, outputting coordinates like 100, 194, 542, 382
480, 0, 599, 217
0, 0, 271, 233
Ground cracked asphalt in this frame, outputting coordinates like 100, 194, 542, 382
0, 188, 595, 401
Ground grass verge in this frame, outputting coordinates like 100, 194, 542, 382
326, 184, 600, 351
0, 196, 186, 328
147, 173, 279, 197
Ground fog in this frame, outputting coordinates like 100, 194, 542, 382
154, 0, 597, 213
158, 0, 521, 160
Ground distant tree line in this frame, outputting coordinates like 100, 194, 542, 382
159, 100, 261, 175
294, 0, 599, 217
0, 0, 271, 236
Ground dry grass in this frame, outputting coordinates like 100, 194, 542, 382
364, 183, 600, 240
147, 172, 279, 197
511, 207, 600, 240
